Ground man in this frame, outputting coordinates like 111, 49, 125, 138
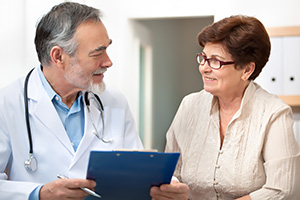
0, 2, 143, 199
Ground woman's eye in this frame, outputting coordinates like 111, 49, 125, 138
210, 59, 219, 64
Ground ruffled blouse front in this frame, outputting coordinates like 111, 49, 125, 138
165, 81, 300, 200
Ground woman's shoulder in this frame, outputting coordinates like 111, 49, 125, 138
252, 82, 290, 111
179, 90, 213, 113
184, 89, 211, 100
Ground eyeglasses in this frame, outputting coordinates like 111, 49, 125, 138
196, 53, 235, 70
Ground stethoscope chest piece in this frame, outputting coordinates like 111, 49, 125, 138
24, 154, 38, 172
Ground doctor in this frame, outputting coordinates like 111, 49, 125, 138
0, 2, 143, 200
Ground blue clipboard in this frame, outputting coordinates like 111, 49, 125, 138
85, 150, 180, 200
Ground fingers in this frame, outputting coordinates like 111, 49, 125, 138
64, 178, 96, 190
40, 178, 97, 200
160, 180, 189, 193
150, 180, 189, 200
151, 186, 172, 200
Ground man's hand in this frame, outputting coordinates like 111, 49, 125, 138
150, 180, 189, 200
40, 178, 96, 200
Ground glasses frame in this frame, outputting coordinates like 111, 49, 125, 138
196, 53, 235, 70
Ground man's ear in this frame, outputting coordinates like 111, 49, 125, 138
241, 62, 255, 81
50, 46, 65, 67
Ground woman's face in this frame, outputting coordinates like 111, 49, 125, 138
199, 42, 248, 98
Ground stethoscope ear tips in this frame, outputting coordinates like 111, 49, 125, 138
24, 154, 38, 172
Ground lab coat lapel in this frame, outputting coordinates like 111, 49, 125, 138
27, 68, 74, 155
69, 92, 102, 168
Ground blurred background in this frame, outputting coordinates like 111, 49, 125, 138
0, 0, 299, 151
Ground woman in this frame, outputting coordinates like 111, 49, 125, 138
150, 15, 300, 200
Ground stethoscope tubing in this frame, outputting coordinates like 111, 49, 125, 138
84, 91, 104, 111
24, 68, 35, 155
23, 68, 107, 172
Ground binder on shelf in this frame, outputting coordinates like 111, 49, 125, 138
255, 37, 283, 94
282, 36, 300, 95
85, 150, 180, 200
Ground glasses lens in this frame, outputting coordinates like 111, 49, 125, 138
209, 59, 221, 69
197, 54, 205, 65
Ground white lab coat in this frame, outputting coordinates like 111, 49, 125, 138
0, 67, 143, 199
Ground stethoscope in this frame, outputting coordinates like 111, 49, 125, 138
24, 68, 112, 172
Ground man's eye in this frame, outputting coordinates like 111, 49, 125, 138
91, 53, 102, 57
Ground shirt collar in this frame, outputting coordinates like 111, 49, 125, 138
209, 80, 255, 118
38, 65, 56, 101
37, 66, 83, 111
239, 80, 255, 112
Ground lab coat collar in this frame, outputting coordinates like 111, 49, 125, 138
26, 67, 75, 155
26, 68, 105, 169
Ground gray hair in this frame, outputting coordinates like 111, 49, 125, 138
34, 2, 102, 66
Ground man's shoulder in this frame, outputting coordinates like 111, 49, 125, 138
0, 77, 24, 98
99, 86, 129, 108
0, 77, 25, 111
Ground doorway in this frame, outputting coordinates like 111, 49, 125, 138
132, 16, 214, 151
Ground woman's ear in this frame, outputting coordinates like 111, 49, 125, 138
50, 46, 64, 67
241, 62, 255, 81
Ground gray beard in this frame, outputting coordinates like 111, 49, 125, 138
89, 81, 106, 95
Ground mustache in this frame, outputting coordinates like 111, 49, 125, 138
93, 68, 107, 75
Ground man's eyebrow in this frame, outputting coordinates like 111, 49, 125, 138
89, 39, 112, 55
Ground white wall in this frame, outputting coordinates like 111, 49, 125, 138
90, 0, 300, 128
116, 0, 300, 27
1, 0, 300, 147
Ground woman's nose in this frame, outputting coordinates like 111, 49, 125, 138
199, 61, 211, 74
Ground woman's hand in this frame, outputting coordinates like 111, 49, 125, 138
39, 178, 96, 200
150, 180, 189, 200
236, 195, 251, 200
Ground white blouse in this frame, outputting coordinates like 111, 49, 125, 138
165, 81, 300, 200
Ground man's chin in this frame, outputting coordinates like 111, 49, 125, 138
89, 81, 106, 95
